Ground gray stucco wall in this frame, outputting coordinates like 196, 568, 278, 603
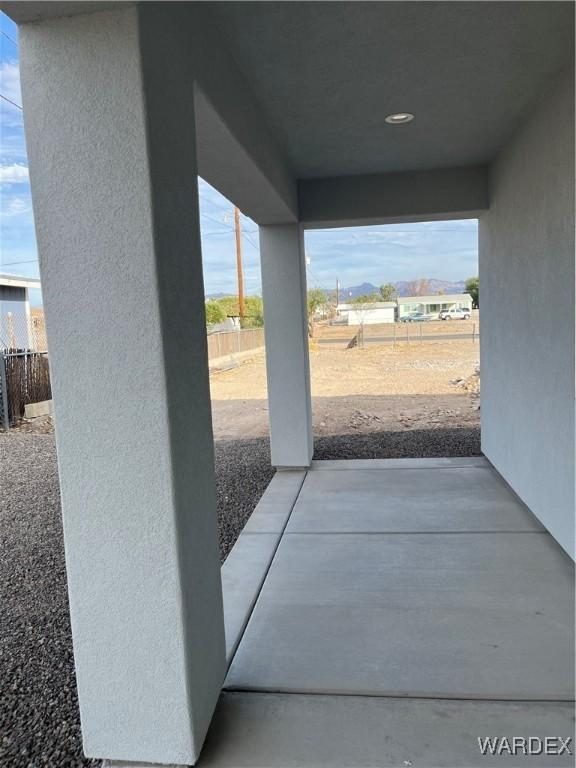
20, 7, 226, 762
479, 68, 575, 559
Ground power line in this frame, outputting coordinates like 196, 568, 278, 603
200, 211, 231, 229
1, 28, 17, 47
200, 209, 259, 251
198, 191, 259, 233
198, 194, 234, 215
306, 264, 324, 288
200, 209, 258, 235
1, 258, 38, 267
0, 92, 22, 110
243, 232, 260, 251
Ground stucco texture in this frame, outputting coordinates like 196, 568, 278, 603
480, 68, 575, 558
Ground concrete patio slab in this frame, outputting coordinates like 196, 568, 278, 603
242, 470, 305, 534
225, 532, 574, 699
217, 461, 574, 767
200, 692, 576, 767
221, 533, 280, 663
287, 466, 543, 533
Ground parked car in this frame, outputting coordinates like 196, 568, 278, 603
439, 307, 471, 320
401, 312, 431, 322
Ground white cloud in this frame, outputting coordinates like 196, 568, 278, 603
0, 163, 29, 184
1, 196, 31, 217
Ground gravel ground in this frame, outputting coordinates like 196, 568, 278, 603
315, 426, 480, 459
214, 438, 275, 559
1, 425, 479, 767
0, 435, 90, 768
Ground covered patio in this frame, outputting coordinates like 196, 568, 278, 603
2, 1, 574, 766
205, 457, 574, 766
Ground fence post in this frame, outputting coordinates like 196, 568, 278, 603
406, 323, 409, 344
0, 353, 9, 430
393, 322, 396, 348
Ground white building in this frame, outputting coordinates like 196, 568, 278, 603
337, 301, 396, 324
3, 2, 573, 766
397, 293, 473, 320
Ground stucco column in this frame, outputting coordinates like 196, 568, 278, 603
260, 224, 314, 467
19, 7, 225, 765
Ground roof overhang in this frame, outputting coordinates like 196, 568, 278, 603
0, 274, 42, 290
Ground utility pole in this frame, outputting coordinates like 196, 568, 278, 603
234, 206, 245, 322
336, 278, 340, 308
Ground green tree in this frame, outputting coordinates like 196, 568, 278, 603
205, 300, 226, 326
214, 295, 240, 317
207, 295, 265, 327
307, 288, 328, 337
242, 296, 264, 328
379, 283, 398, 302
465, 277, 479, 308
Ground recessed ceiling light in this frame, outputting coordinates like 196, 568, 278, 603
385, 112, 414, 124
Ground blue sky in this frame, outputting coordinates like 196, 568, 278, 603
1, 12, 477, 306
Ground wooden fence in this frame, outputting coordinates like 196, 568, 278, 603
0, 327, 265, 428
206, 328, 265, 360
1, 351, 52, 427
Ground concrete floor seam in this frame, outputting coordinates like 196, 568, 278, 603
310, 466, 490, 472
224, 470, 309, 673
222, 687, 575, 704
282, 530, 548, 536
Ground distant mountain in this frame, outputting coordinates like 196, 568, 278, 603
338, 282, 379, 299
207, 279, 469, 301
392, 279, 467, 297
338, 279, 468, 299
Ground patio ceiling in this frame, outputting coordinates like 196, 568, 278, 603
3, 0, 573, 226
6, 1, 573, 185
208, 1, 574, 178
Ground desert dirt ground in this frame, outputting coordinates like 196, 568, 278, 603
11, 324, 481, 442
210, 325, 480, 441
317, 315, 479, 342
